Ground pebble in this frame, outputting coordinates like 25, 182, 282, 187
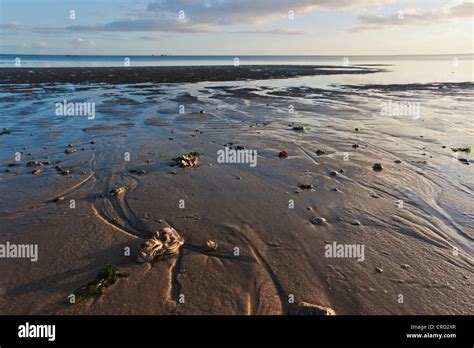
278, 151, 289, 158
310, 217, 327, 225
401, 264, 410, 270
376, 267, 383, 273
352, 144, 360, 148
372, 163, 383, 171
350, 220, 361, 226
53, 196, 65, 202
299, 184, 314, 190
329, 171, 339, 176
292, 125, 304, 131
32, 169, 43, 175
315, 149, 326, 156
205, 240, 218, 251
65, 148, 76, 155
394, 160, 402, 164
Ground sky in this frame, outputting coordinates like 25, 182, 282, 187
0, 0, 473, 55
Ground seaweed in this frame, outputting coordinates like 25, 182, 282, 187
172, 151, 201, 167
451, 145, 472, 154
65, 265, 128, 305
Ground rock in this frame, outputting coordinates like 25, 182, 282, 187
65, 148, 76, 155
459, 158, 470, 165
330, 188, 340, 192
278, 151, 289, 158
205, 240, 218, 251
130, 169, 147, 176
61, 169, 70, 175
350, 220, 361, 226
376, 267, 383, 273
292, 125, 304, 131
199, 110, 205, 114
32, 169, 43, 175
90, 139, 96, 144
355, 128, 359, 131
290, 301, 336, 315
372, 163, 383, 171
53, 196, 65, 202
329, 171, 339, 176
310, 217, 327, 225
315, 149, 326, 156
394, 160, 402, 164
236, 145, 245, 150
111, 187, 126, 196
401, 264, 410, 270
352, 144, 360, 148
170, 171, 177, 175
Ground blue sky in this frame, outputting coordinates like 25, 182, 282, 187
0, 0, 472, 55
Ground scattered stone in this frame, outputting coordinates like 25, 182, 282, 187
350, 220, 361, 226
310, 217, 327, 225
306, 207, 313, 211
458, 158, 470, 165
53, 196, 65, 202
170, 171, 177, 175
292, 125, 304, 131
61, 169, 70, 175
355, 128, 359, 131
330, 188, 340, 192
199, 110, 205, 114
442, 145, 446, 149
235, 145, 245, 150
130, 169, 147, 176
352, 144, 359, 149
299, 184, 314, 190
339, 169, 344, 173
111, 187, 126, 196
401, 264, 410, 270
32, 169, 43, 175
90, 139, 96, 144
372, 163, 383, 171
315, 149, 326, 156
329, 171, 339, 176
65, 148, 76, 155
278, 151, 289, 158
205, 240, 218, 251
376, 267, 383, 273
394, 160, 402, 164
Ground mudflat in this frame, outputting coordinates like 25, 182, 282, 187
0, 65, 472, 315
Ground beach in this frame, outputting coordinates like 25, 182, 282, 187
0, 64, 473, 315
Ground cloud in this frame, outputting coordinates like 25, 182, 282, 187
56, 0, 402, 34
229, 29, 305, 35
354, 1, 473, 31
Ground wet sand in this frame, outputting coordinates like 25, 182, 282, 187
0, 66, 472, 315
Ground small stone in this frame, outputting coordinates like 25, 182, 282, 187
111, 187, 126, 196
372, 163, 383, 171
310, 217, 327, 225
170, 171, 177, 175
61, 169, 70, 175
329, 171, 339, 176
394, 160, 402, 164
90, 139, 96, 144
292, 125, 304, 131
376, 267, 383, 273
401, 264, 410, 270
315, 149, 326, 156
65, 148, 76, 155
53, 196, 65, 202
199, 110, 205, 114
352, 144, 359, 148
330, 188, 339, 192
205, 240, 218, 251
355, 128, 359, 131
299, 184, 314, 190
306, 207, 313, 211
32, 169, 43, 175
350, 220, 361, 226
278, 151, 289, 158
236, 145, 245, 150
